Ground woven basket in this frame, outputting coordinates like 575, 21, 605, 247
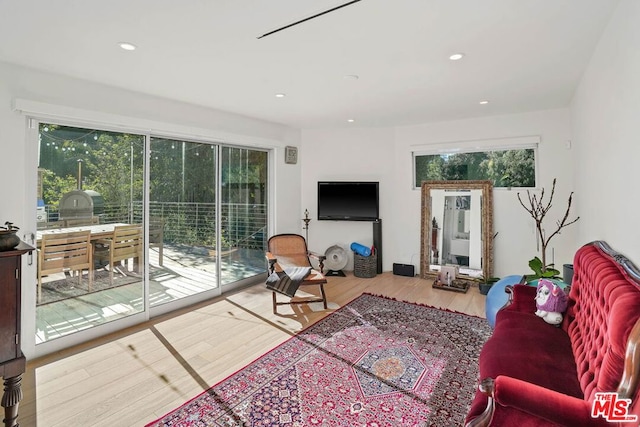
354, 253, 377, 278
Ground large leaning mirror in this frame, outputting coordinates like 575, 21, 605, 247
420, 180, 494, 282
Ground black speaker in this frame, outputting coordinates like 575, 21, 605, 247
373, 219, 382, 273
393, 263, 415, 277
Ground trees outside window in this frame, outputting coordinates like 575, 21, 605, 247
414, 148, 536, 188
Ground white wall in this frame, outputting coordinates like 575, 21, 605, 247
301, 128, 395, 270
301, 109, 577, 278
572, 0, 640, 263
0, 61, 301, 359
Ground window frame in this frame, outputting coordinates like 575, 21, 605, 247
411, 136, 540, 190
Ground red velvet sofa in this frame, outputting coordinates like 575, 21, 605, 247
465, 241, 640, 426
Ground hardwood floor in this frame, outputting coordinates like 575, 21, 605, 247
20, 272, 487, 426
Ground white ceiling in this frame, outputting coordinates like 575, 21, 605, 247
0, 0, 619, 129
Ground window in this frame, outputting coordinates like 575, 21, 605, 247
414, 147, 536, 188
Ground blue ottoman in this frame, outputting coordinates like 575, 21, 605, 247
485, 275, 522, 328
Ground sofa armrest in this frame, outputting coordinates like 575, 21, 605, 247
492, 376, 606, 427
503, 284, 537, 313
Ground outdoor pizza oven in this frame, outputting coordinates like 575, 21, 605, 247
58, 189, 104, 220
58, 160, 104, 221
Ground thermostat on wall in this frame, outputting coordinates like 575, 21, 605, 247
285, 146, 298, 164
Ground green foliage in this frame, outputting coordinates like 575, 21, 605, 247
414, 155, 443, 185
526, 256, 561, 280
483, 150, 535, 187
221, 147, 267, 204
90, 133, 145, 205
39, 124, 145, 208
415, 149, 535, 187
150, 139, 217, 203
40, 169, 78, 207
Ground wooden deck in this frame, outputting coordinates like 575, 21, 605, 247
36, 245, 265, 344
22, 271, 486, 426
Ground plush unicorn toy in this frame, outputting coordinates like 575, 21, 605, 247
535, 279, 568, 325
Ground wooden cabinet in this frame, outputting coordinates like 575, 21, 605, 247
0, 242, 33, 427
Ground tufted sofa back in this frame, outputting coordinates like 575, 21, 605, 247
564, 242, 640, 413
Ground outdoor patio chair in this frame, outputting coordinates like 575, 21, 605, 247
94, 224, 143, 285
38, 230, 93, 303
266, 234, 328, 314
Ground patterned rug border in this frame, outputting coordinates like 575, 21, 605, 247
362, 292, 486, 320
146, 292, 488, 426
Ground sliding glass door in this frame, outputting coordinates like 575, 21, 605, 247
146, 142, 269, 303
219, 147, 268, 288
35, 124, 269, 347
148, 138, 220, 307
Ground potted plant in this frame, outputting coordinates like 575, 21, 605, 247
0, 221, 20, 251
518, 178, 579, 281
479, 276, 500, 295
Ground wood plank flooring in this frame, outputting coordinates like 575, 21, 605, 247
20, 272, 487, 427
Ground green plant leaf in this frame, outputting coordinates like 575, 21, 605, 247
541, 268, 560, 278
528, 257, 544, 276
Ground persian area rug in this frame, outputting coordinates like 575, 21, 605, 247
146, 293, 492, 427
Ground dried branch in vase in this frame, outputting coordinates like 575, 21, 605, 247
517, 178, 580, 275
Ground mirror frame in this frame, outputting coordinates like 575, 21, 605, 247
420, 180, 494, 281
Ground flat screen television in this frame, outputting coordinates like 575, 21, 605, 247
317, 181, 379, 221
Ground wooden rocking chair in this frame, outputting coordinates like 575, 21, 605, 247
266, 234, 328, 314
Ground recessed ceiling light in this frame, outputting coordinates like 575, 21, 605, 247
347, 119, 355, 123
118, 42, 137, 51
479, 100, 490, 105
449, 53, 465, 61
275, 93, 286, 98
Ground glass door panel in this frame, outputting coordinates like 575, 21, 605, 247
36, 123, 145, 344
219, 147, 268, 287
148, 138, 219, 307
